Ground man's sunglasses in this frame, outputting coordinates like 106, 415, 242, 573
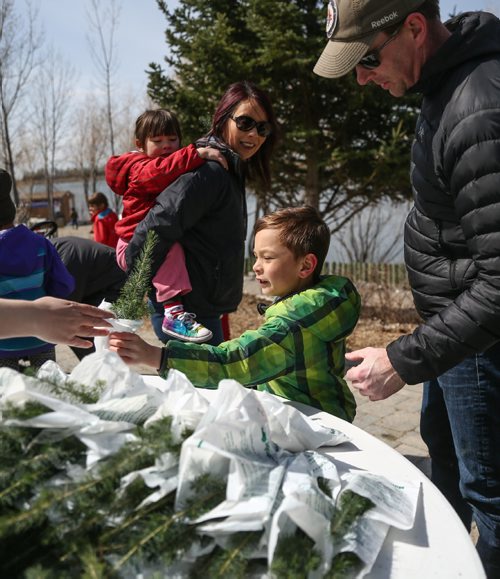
358, 25, 403, 70
230, 115, 272, 137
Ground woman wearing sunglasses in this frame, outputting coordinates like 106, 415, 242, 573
124, 81, 278, 345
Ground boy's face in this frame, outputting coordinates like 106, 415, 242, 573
253, 228, 316, 297
138, 135, 180, 158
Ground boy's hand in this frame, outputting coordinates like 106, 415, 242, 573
197, 147, 228, 170
108, 331, 162, 369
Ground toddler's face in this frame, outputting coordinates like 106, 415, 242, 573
142, 135, 180, 158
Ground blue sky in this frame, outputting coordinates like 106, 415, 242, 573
35, 0, 168, 97
35, 1, 497, 100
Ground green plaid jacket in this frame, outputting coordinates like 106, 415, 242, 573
159, 275, 360, 421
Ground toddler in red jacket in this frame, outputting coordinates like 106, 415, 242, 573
88, 192, 119, 249
105, 109, 226, 343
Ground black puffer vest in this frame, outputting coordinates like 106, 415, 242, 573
387, 12, 500, 384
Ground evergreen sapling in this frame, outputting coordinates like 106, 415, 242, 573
111, 230, 158, 321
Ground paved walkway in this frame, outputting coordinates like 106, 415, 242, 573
54, 223, 430, 475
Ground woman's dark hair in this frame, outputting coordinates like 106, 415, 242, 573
135, 109, 182, 148
209, 81, 277, 189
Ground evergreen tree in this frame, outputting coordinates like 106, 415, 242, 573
147, 0, 419, 232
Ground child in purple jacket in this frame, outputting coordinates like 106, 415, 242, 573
0, 169, 75, 371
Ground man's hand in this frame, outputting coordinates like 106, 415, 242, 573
345, 347, 405, 400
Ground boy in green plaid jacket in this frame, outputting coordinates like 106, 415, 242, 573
109, 206, 360, 420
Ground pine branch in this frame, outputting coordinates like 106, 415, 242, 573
326, 552, 364, 578
112, 230, 158, 320
0, 396, 226, 577
0, 375, 383, 578
0, 416, 182, 573
112, 476, 226, 571
199, 532, 262, 578
79, 547, 113, 579
330, 490, 374, 539
271, 528, 322, 578
325, 490, 375, 578
43, 377, 106, 404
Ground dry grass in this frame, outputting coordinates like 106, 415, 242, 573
347, 282, 420, 350
228, 294, 268, 339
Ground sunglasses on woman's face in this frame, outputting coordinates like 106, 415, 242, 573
357, 25, 403, 70
230, 115, 272, 137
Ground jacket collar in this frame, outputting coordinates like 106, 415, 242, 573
410, 11, 500, 96
195, 134, 243, 176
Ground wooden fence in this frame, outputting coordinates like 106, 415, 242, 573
244, 259, 408, 287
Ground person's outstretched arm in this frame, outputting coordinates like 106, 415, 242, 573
0, 297, 113, 347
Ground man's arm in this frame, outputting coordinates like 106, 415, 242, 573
385, 85, 500, 385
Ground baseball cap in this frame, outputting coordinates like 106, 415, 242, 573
314, 0, 425, 78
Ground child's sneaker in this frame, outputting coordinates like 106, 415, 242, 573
162, 307, 213, 343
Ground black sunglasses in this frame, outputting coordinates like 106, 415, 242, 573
358, 25, 403, 70
230, 115, 272, 137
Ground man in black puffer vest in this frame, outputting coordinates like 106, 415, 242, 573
314, 1, 500, 576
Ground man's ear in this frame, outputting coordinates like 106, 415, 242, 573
406, 12, 427, 46
299, 253, 318, 278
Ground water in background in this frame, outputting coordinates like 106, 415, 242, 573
36, 178, 408, 263
32, 179, 115, 227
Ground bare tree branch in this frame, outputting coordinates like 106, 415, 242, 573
86, 0, 120, 157
31, 48, 74, 219
0, 0, 43, 203
333, 201, 411, 263
69, 95, 108, 211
